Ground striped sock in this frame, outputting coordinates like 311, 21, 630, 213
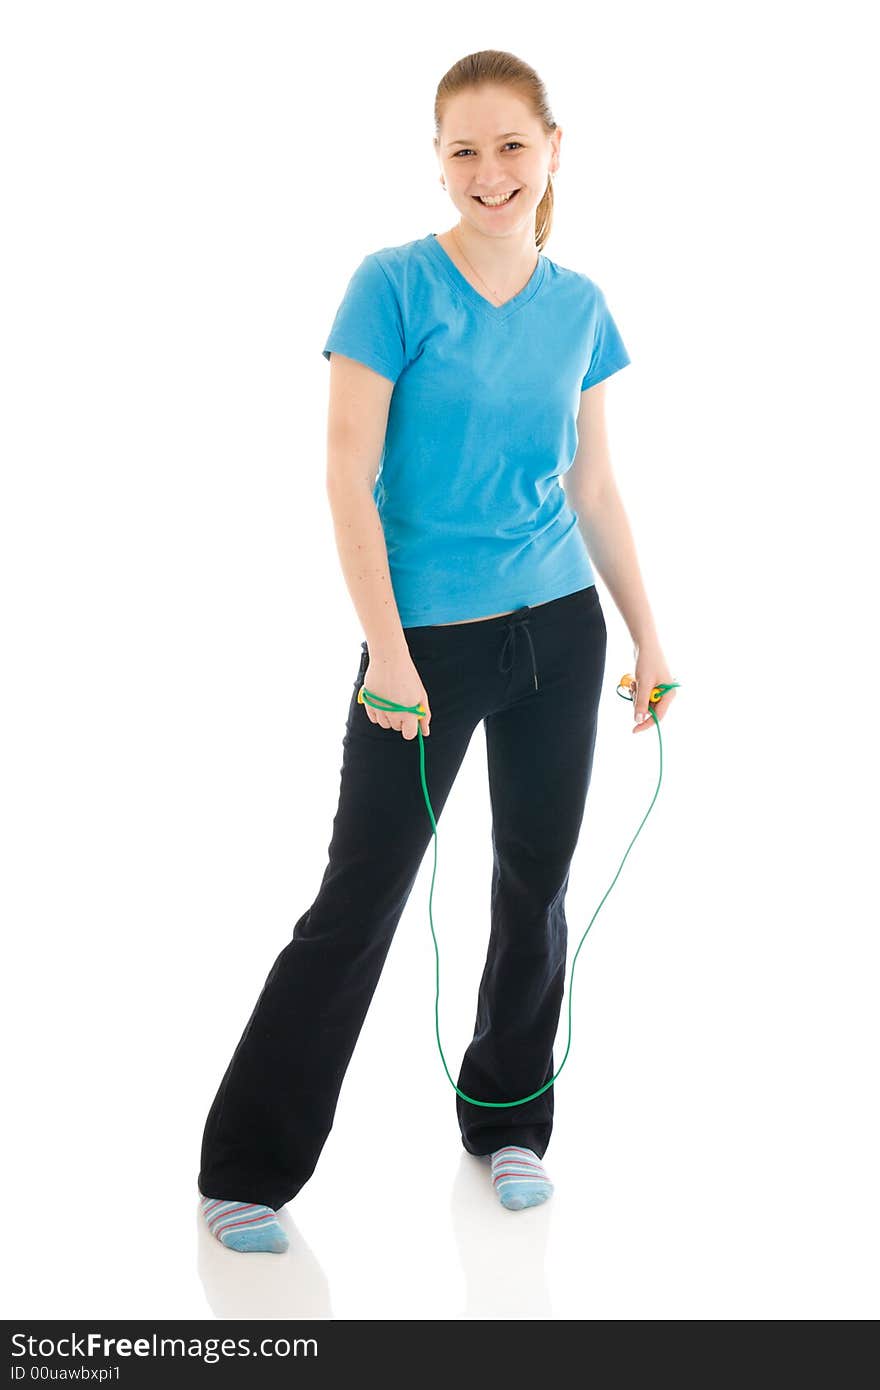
199, 1195, 289, 1253
490, 1145, 554, 1211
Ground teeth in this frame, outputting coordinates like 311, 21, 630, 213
477, 191, 516, 206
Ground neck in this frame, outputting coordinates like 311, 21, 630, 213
447, 221, 539, 283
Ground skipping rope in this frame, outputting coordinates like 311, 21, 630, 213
357, 670, 681, 1108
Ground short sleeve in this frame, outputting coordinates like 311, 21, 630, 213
581, 286, 631, 391
321, 254, 406, 384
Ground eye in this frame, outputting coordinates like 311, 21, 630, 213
452, 142, 524, 158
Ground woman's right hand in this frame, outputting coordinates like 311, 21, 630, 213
361, 651, 431, 740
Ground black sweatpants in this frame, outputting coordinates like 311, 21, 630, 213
198, 582, 607, 1210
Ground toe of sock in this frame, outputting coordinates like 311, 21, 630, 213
500, 1192, 527, 1211
498, 1181, 553, 1211
221, 1225, 289, 1254
200, 1197, 289, 1253
490, 1146, 554, 1211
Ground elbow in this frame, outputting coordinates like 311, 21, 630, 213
325, 448, 379, 498
326, 473, 378, 507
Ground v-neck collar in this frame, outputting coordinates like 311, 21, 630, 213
424, 232, 547, 322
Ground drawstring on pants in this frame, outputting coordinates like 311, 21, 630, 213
497, 606, 539, 691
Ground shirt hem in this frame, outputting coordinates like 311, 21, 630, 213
396, 572, 596, 628
581, 354, 631, 391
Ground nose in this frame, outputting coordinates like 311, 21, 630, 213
471, 161, 515, 190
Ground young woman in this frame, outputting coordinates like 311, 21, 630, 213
197, 49, 677, 1253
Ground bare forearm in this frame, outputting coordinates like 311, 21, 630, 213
326, 485, 409, 662
569, 484, 659, 650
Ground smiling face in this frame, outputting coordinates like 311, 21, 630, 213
435, 85, 561, 239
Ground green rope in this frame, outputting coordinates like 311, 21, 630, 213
359, 676, 681, 1107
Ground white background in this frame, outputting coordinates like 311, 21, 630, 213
2, 0, 878, 1320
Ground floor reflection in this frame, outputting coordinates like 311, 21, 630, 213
451, 1152, 553, 1319
196, 1149, 553, 1320
196, 1196, 332, 1320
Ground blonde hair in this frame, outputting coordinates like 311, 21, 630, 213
434, 49, 558, 252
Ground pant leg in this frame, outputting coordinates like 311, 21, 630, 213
456, 584, 608, 1157
198, 633, 478, 1211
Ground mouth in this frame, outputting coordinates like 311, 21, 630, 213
472, 189, 521, 209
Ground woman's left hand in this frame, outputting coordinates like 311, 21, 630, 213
631, 642, 678, 733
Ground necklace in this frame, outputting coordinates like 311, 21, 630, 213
449, 226, 537, 306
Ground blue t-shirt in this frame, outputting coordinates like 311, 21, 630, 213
322, 231, 630, 626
